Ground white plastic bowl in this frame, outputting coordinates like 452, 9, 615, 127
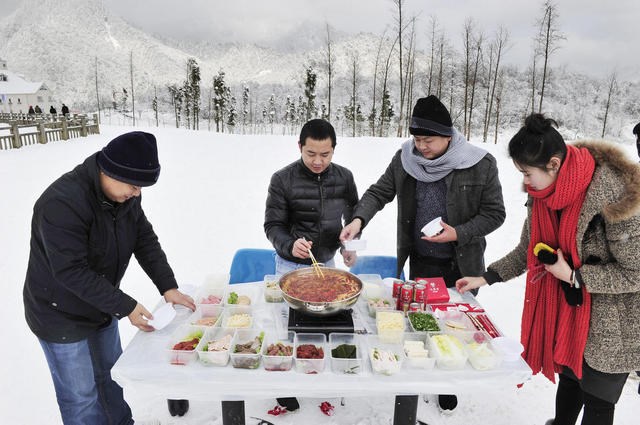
148, 303, 176, 330
421, 217, 444, 237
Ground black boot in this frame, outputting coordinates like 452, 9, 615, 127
276, 397, 300, 411
167, 399, 190, 417
437, 394, 457, 412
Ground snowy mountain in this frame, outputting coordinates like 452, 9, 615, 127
1, 0, 638, 140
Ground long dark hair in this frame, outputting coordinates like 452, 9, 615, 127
508, 113, 566, 169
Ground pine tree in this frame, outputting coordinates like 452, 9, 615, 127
187, 58, 201, 130
213, 70, 228, 132
303, 66, 317, 121
227, 95, 237, 132
242, 86, 250, 133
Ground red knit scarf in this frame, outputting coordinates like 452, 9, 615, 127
521, 145, 594, 382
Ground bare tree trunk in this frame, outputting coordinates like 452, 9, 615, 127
350, 54, 358, 137
130, 51, 135, 126
462, 19, 474, 137
437, 36, 444, 99
467, 34, 483, 140
403, 18, 416, 136
94, 56, 101, 123
427, 16, 438, 95
379, 35, 398, 137
393, 0, 406, 137
370, 31, 386, 136
602, 71, 617, 138
536, 1, 564, 113
325, 23, 334, 120
494, 70, 505, 144
485, 27, 509, 142
482, 44, 495, 143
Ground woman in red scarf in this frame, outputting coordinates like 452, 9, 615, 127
457, 114, 640, 425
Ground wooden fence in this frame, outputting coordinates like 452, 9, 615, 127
0, 113, 100, 150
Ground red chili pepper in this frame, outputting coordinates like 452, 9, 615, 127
267, 405, 287, 416
319, 401, 335, 416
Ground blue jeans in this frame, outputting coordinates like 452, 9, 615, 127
38, 318, 133, 425
275, 254, 335, 275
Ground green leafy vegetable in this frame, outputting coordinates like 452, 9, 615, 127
227, 292, 239, 304
331, 343, 357, 359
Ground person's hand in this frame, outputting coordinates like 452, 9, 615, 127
543, 248, 572, 282
340, 219, 362, 242
164, 288, 196, 311
127, 303, 154, 332
341, 249, 357, 267
421, 220, 457, 243
292, 238, 313, 259
456, 276, 487, 293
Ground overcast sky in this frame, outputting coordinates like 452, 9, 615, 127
3, 0, 638, 79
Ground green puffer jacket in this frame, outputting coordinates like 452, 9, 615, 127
489, 141, 640, 373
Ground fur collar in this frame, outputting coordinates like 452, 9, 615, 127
573, 140, 640, 222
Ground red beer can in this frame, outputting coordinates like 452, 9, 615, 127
413, 283, 426, 304
392, 279, 404, 298
400, 284, 414, 304
396, 296, 403, 311
409, 302, 422, 312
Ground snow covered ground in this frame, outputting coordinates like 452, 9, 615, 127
0, 125, 637, 424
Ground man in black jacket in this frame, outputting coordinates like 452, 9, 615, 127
340, 95, 505, 413
264, 118, 359, 275
24, 131, 195, 425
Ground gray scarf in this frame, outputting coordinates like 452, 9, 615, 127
400, 128, 488, 183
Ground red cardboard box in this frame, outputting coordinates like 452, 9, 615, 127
415, 277, 450, 304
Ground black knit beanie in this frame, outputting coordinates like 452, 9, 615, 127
97, 131, 160, 186
409, 95, 453, 137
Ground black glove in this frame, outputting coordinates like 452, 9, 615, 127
534, 242, 582, 306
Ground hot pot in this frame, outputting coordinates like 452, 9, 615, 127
278, 267, 363, 317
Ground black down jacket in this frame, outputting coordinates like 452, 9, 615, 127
23, 153, 178, 343
264, 160, 358, 264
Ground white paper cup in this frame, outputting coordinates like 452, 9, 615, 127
343, 239, 367, 251
421, 217, 444, 237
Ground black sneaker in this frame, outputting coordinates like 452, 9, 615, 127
437, 394, 457, 412
167, 399, 190, 417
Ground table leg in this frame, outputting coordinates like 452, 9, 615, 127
222, 400, 245, 425
393, 395, 418, 425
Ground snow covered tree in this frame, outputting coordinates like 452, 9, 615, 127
227, 95, 237, 133
152, 86, 158, 127
213, 70, 229, 132
187, 58, 201, 130
167, 84, 182, 128
303, 66, 317, 121
242, 86, 250, 133
535, 0, 565, 113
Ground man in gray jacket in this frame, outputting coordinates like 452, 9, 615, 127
340, 95, 505, 411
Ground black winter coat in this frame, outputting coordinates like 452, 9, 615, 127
264, 160, 358, 264
23, 153, 178, 343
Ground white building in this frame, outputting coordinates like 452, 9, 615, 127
0, 58, 55, 114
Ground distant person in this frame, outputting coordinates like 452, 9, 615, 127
634, 122, 640, 161
61, 103, 69, 116
28, 105, 35, 115
24, 131, 196, 425
34, 105, 42, 114
457, 114, 640, 425
340, 94, 506, 413
49, 105, 57, 115
264, 118, 359, 413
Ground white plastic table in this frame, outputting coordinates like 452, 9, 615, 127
112, 282, 532, 424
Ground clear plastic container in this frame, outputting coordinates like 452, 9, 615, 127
402, 332, 435, 370
407, 311, 441, 332
263, 274, 284, 303
230, 329, 264, 369
358, 274, 385, 300
428, 332, 468, 370
166, 325, 204, 366
221, 305, 253, 329
196, 327, 235, 366
294, 333, 326, 374
262, 331, 295, 371
188, 305, 223, 327
195, 285, 225, 308
367, 297, 394, 318
466, 341, 502, 370
224, 285, 258, 307
366, 335, 404, 376
436, 309, 487, 343
376, 310, 405, 344
329, 333, 363, 375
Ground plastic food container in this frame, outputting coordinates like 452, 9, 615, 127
263, 274, 283, 303
376, 310, 405, 344
359, 274, 385, 300
195, 285, 225, 308
221, 305, 253, 329
166, 325, 203, 366
329, 333, 363, 375
367, 297, 394, 318
436, 309, 488, 343
294, 333, 326, 374
466, 341, 501, 370
196, 328, 235, 366
403, 332, 435, 370
188, 305, 223, 327
428, 333, 468, 370
230, 329, 264, 369
407, 311, 441, 332
490, 337, 524, 362
366, 335, 404, 376
224, 285, 258, 307
262, 331, 295, 371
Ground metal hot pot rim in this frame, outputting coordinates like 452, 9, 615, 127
277, 266, 363, 317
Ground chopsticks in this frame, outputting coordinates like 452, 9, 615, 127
307, 248, 325, 278
465, 312, 501, 338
